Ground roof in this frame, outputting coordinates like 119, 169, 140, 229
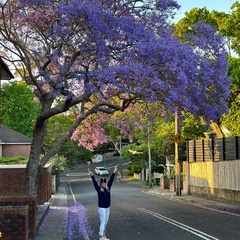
0, 125, 32, 144
0, 57, 14, 80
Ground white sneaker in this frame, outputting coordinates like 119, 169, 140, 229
103, 231, 109, 240
99, 237, 109, 240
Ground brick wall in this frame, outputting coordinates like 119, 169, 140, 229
37, 169, 52, 204
0, 205, 29, 240
0, 164, 52, 204
0, 169, 25, 196
1, 144, 31, 157
0, 196, 36, 238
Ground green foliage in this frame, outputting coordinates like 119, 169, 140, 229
61, 143, 93, 167
104, 124, 121, 144
48, 154, 66, 177
45, 141, 93, 168
181, 113, 206, 140
172, 3, 240, 140
220, 57, 240, 136
173, 5, 240, 137
221, 94, 240, 135
227, 58, 240, 106
43, 114, 93, 168
168, 168, 175, 179
154, 117, 175, 159
174, 6, 231, 45
128, 158, 146, 174
174, 7, 218, 39
153, 178, 160, 186
225, 2, 240, 55
108, 103, 208, 169
1, 81, 41, 138
0, 156, 28, 164
94, 141, 115, 155
44, 114, 74, 145
119, 147, 130, 160
122, 144, 146, 174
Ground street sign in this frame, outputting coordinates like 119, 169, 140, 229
174, 133, 183, 144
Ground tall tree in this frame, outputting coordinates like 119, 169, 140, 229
224, 2, 240, 55
174, 3, 240, 135
221, 57, 240, 135
1, 81, 41, 137
174, 6, 234, 56
0, 0, 230, 196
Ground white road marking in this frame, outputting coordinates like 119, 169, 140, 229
68, 181, 89, 240
138, 207, 219, 240
66, 172, 88, 176
68, 181, 77, 203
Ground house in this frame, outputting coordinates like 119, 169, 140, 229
0, 125, 32, 157
0, 126, 52, 205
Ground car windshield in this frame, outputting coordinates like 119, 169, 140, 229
99, 168, 107, 171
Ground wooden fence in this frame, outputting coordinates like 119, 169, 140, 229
187, 137, 240, 162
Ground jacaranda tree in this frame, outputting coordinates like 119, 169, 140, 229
0, 0, 231, 195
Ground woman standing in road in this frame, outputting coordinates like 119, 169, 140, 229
88, 166, 118, 240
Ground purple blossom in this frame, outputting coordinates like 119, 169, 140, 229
0, 0, 231, 151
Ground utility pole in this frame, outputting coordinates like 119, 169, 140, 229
175, 109, 181, 196
148, 124, 152, 186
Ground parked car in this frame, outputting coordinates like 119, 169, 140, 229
95, 167, 109, 176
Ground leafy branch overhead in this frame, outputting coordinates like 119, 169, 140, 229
0, 0, 231, 195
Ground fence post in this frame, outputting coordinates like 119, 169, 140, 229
201, 139, 205, 162
193, 140, 196, 162
235, 136, 238, 160
186, 140, 189, 162
222, 137, 225, 161
212, 137, 215, 161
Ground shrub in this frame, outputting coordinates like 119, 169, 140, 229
0, 156, 28, 164
48, 154, 67, 177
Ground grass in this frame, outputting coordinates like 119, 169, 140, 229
126, 176, 139, 181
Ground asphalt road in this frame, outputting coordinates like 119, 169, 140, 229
61, 156, 125, 180
62, 158, 240, 240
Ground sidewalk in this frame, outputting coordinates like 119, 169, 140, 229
34, 181, 92, 240
32, 183, 69, 240
34, 179, 240, 239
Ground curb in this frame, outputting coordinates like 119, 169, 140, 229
36, 202, 50, 232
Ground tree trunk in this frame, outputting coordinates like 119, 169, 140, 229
26, 156, 41, 196
25, 109, 83, 195
25, 120, 46, 196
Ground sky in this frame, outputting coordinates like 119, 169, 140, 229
175, 0, 237, 20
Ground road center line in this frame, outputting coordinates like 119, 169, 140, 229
138, 207, 219, 240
